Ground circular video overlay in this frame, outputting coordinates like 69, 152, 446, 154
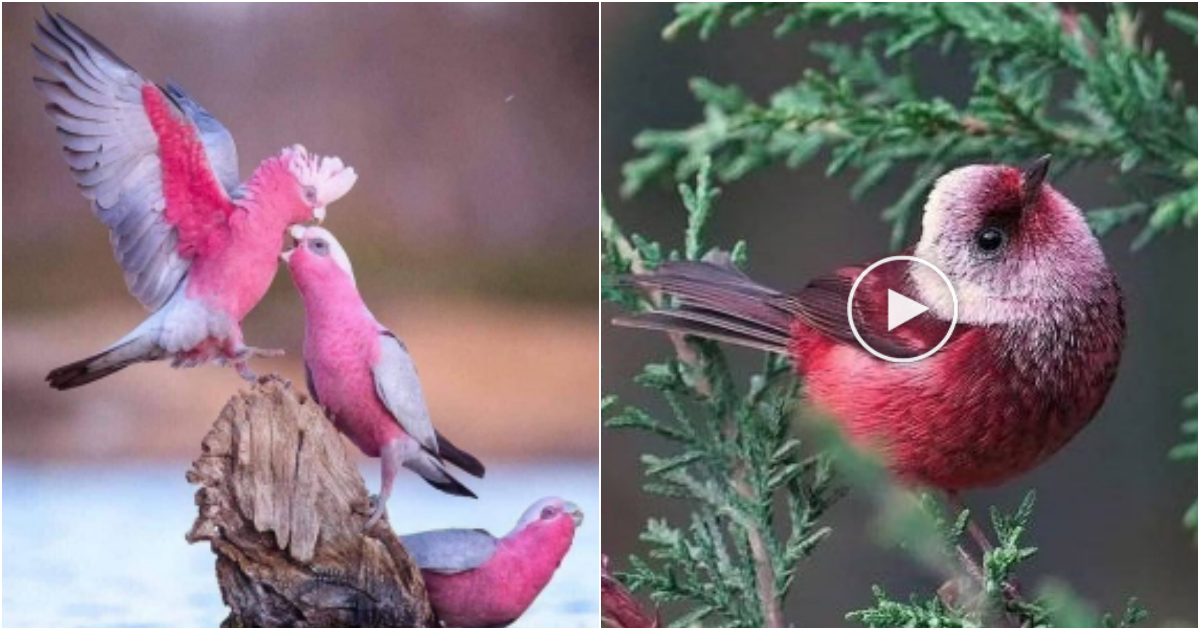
846, 255, 958, 363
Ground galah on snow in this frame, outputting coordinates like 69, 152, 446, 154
33, 10, 357, 389
282, 226, 484, 528
401, 497, 584, 628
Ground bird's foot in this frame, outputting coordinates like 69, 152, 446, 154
241, 346, 285, 359
363, 494, 388, 531
235, 361, 259, 383
230, 347, 284, 382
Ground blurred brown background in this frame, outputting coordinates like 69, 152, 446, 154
603, 3, 1197, 626
3, 3, 598, 464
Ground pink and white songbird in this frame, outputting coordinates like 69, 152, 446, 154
283, 226, 484, 528
401, 497, 584, 628
617, 157, 1125, 491
34, 10, 357, 389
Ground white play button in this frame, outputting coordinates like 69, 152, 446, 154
886, 289, 929, 331
846, 255, 958, 363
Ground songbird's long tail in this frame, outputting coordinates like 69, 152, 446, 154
46, 336, 161, 390
409, 450, 477, 499
612, 260, 797, 354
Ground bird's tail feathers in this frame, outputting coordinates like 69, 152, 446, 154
409, 450, 478, 499
46, 337, 161, 390
435, 430, 486, 478
614, 260, 798, 354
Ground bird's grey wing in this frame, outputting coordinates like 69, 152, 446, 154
372, 330, 439, 454
401, 528, 498, 574
32, 10, 231, 311
163, 82, 239, 192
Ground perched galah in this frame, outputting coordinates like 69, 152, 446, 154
401, 497, 584, 628
282, 226, 484, 527
33, 10, 357, 389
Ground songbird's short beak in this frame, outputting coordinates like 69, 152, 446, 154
1021, 154, 1051, 204
314, 206, 327, 224
280, 248, 294, 263
565, 501, 584, 528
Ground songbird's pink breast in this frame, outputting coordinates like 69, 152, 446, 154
422, 518, 576, 627
790, 314, 1122, 490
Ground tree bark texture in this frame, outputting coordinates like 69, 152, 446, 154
186, 377, 436, 627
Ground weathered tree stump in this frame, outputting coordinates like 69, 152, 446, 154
186, 376, 436, 627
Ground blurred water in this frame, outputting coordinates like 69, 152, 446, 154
2, 462, 599, 628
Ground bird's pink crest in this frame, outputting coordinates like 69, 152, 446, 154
281, 144, 359, 210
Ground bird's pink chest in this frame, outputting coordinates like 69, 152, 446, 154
305, 313, 399, 457
186, 217, 283, 320
793, 316, 1122, 489
422, 525, 573, 627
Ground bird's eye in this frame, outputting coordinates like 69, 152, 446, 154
540, 506, 557, 520
302, 185, 318, 205
974, 226, 1007, 254
309, 239, 330, 257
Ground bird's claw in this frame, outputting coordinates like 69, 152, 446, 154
243, 346, 285, 359
231, 347, 285, 382
363, 494, 388, 531
235, 361, 258, 382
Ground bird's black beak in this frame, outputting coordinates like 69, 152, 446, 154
1021, 154, 1051, 205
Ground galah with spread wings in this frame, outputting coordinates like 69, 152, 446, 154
33, 10, 357, 389
282, 226, 484, 528
401, 497, 583, 628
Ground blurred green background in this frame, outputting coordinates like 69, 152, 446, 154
3, 3, 598, 464
602, 3, 1197, 626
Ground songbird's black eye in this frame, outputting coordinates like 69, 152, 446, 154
540, 506, 557, 520
975, 226, 1007, 254
303, 185, 318, 204
309, 239, 330, 257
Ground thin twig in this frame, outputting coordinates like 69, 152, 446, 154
944, 493, 1030, 627
946, 491, 994, 555
734, 472, 785, 627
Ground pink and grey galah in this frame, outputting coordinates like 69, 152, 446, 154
282, 226, 485, 528
33, 10, 357, 389
401, 497, 584, 628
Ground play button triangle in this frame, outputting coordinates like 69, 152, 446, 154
887, 289, 929, 332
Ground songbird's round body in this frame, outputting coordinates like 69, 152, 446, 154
285, 227, 484, 527
35, 10, 358, 389
619, 158, 1125, 490
402, 497, 583, 627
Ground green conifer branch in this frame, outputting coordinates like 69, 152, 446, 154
603, 162, 839, 627
624, 3, 1197, 250
824, 432, 1147, 627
